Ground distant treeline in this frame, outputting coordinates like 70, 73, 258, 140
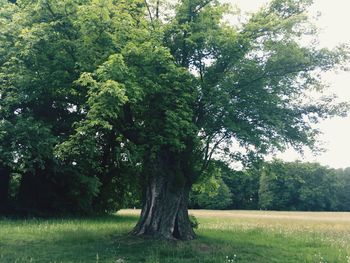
3, 157, 350, 214
189, 160, 350, 211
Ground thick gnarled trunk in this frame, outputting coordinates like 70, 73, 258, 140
131, 150, 196, 240
131, 176, 195, 240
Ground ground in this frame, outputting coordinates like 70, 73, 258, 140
0, 210, 349, 262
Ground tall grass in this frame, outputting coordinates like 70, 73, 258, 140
0, 210, 349, 262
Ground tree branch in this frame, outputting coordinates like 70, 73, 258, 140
201, 132, 228, 172
193, 0, 213, 14
155, 0, 160, 20
144, 0, 155, 30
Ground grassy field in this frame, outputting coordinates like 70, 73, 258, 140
0, 210, 350, 263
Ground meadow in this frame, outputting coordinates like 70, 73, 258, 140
0, 210, 349, 263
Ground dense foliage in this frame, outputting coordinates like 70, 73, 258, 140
190, 160, 350, 212
0, 0, 348, 238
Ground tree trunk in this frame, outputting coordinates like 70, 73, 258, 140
131, 176, 195, 240
0, 166, 11, 212
131, 150, 196, 240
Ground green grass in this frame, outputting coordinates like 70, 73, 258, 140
1, 210, 350, 263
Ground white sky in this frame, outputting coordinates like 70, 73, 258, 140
228, 0, 350, 168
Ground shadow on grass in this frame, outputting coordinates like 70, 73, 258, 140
0, 212, 138, 222
0, 213, 209, 262
0, 213, 142, 262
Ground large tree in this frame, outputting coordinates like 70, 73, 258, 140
0, 0, 348, 239
126, 0, 348, 239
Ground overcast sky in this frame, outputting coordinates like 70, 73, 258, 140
228, 0, 350, 168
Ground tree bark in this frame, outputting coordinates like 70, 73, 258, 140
131, 149, 196, 240
0, 166, 11, 212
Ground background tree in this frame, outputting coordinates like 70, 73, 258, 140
190, 161, 232, 210
189, 161, 259, 210
298, 164, 338, 211
258, 160, 339, 211
0, 0, 144, 213
220, 162, 260, 210
333, 168, 350, 211
196, 178, 232, 210
258, 160, 303, 210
